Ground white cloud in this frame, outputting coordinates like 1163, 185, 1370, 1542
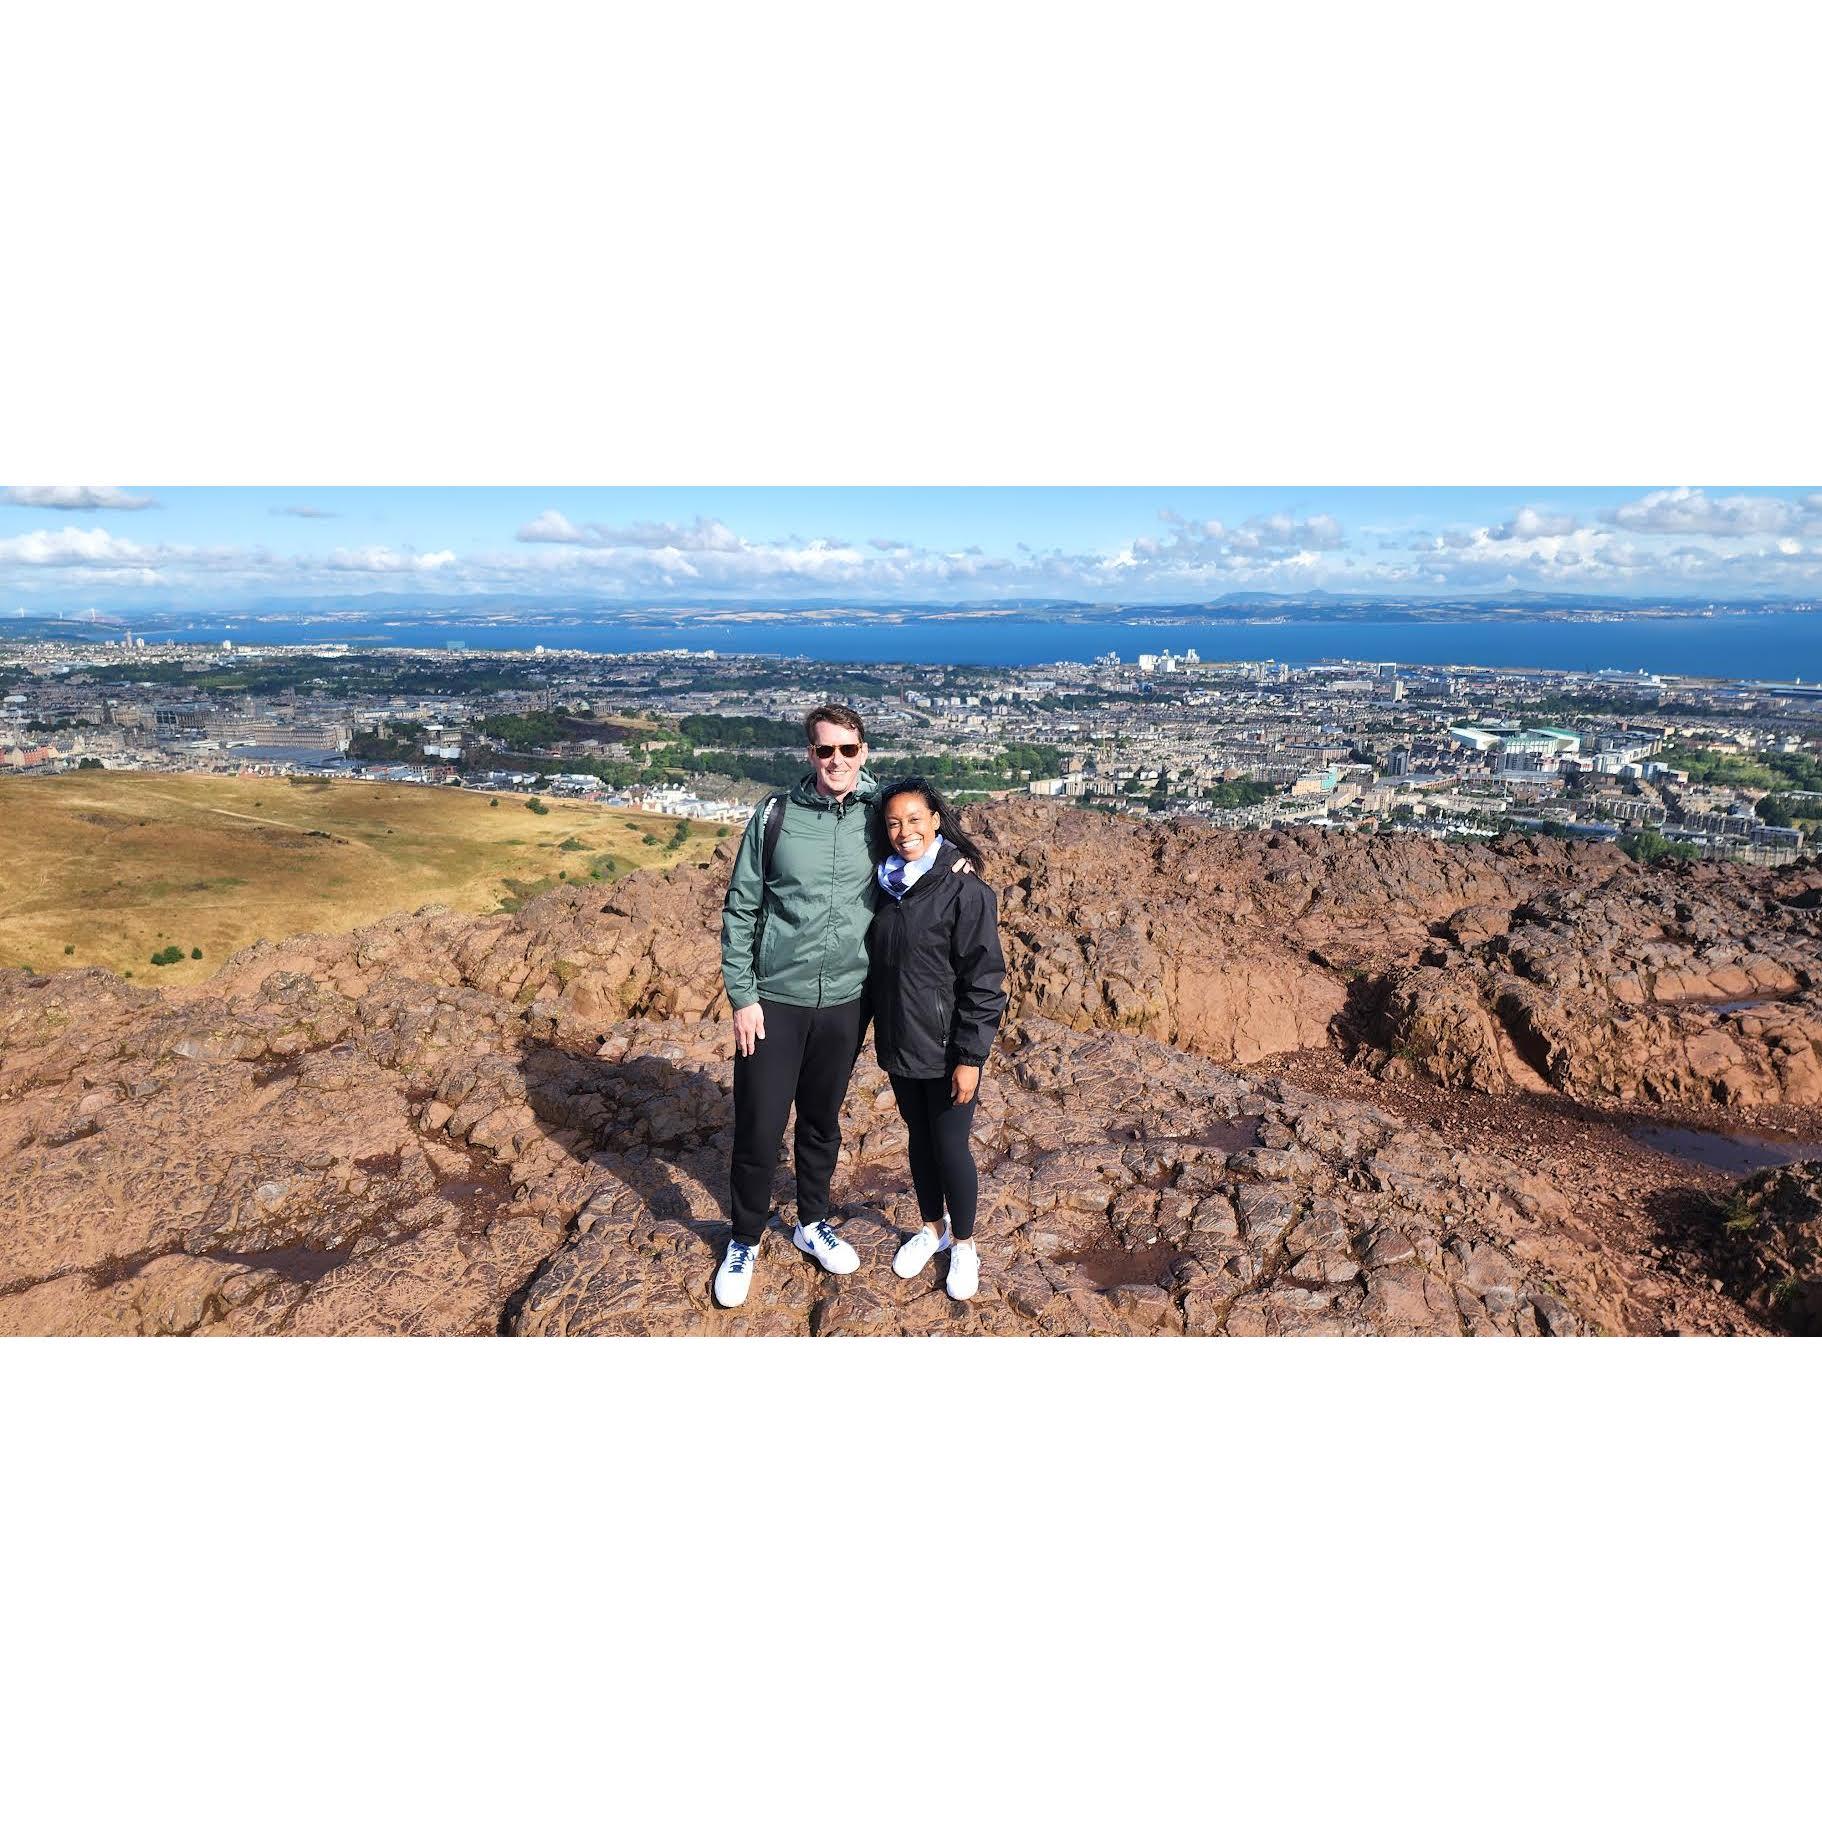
1604, 487, 1803, 536
516, 512, 744, 551
271, 504, 338, 519
0, 526, 151, 565
1407, 518, 1654, 586
1487, 506, 1579, 540
13, 493, 1822, 605
1228, 511, 1344, 553
322, 546, 458, 573
3, 485, 159, 511
0, 528, 458, 581
1129, 509, 1345, 580
1158, 510, 1228, 539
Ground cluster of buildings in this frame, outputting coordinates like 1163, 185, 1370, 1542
5, 633, 1819, 862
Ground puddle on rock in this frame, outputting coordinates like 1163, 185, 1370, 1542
1187, 1116, 1264, 1152
1103, 1115, 1262, 1152
844, 1162, 911, 1201
1628, 1123, 1822, 1176
1658, 992, 1797, 1016
434, 1175, 515, 1231
205, 1243, 356, 1283
1059, 1239, 1186, 1290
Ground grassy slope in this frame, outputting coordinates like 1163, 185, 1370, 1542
0, 773, 733, 981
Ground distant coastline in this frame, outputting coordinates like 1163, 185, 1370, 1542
8, 587, 1822, 636
10, 606, 1822, 685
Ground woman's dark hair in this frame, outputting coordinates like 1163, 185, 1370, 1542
874, 776, 987, 879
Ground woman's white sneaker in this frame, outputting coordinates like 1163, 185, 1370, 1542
892, 1224, 952, 1279
792, 1219, 859, 1275
946, 1240, 980, 1301
714, 1238, 760, 1308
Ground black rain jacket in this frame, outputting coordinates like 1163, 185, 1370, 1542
866, 862, 1008, 1080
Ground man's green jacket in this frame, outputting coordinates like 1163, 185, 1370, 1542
720, 770, 879, 1012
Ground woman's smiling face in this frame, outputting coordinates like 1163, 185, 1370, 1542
884, 792, 940, 861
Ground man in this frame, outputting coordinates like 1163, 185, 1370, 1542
715, 703, 879, 1307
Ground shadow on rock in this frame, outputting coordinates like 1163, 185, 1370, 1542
501, 1028, 742, 1330
1649, 1164, 1822, 1335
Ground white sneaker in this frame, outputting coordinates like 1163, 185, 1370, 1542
792, 1219, 859, 1276
946, 1240, 980, 1301
893, 1223, 952, 1279
714, 1237, 760, 1308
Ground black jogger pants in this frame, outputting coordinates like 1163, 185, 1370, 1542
728, 996, 868, 1246
889, 1072, 980, 1241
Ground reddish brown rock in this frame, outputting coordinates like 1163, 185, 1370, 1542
1705, 1160, 1822, 1334
4, 805, 1816, 1336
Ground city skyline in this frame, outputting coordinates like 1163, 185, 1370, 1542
4, 485, 1822, 609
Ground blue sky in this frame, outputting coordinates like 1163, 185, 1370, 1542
4, 486, 1821, 607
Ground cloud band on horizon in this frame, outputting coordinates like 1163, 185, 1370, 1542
2, 487, 1819, 604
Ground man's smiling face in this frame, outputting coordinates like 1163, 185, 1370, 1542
808, 718, 867, 798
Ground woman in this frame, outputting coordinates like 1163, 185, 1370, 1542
867, 778, 1008, 1301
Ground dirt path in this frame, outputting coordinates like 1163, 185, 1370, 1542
121, 786, 379, 851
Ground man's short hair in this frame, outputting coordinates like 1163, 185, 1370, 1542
804, 702, 866, 745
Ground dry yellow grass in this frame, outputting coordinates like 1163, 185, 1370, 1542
0, 772, 734, 981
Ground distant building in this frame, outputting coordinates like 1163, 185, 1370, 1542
1447, 725, 1501, 752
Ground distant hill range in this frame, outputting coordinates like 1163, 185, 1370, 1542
7, 589, 1819, 640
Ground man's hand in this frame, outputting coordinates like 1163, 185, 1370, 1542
951, 1063, 980, 1105
733, 1003, 766, 1058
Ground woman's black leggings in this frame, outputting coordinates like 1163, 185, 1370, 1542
889, 1073, 980, 1241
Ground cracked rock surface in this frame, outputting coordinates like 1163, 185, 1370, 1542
3, 804, 1813, 1335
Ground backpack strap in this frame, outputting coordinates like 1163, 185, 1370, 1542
761, 792, 787, 881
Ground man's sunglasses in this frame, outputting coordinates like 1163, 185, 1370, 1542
814, 742, 861, 758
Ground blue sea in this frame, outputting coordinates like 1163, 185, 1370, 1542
118, 610, 1822, 684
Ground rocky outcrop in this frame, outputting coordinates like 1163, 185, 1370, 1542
0, 961, 1752, 1340
0, 965, 574, 1336
3, 803, 1816, 1336
183, 804, 1822, 1111
1365, 864, 1822, 1107
1704, 1160, 1822, 1335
